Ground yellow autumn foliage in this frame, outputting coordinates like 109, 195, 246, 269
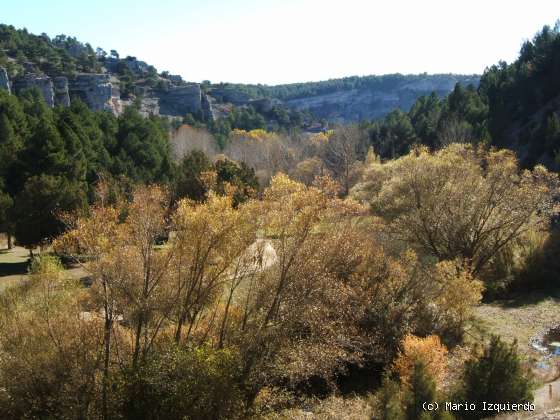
393, 334, 448, 388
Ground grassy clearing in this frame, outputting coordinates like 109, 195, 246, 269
470, 291, 560, 356
469, 289, 560, 402
0, 243, 89, 293
0, 244, 31, 293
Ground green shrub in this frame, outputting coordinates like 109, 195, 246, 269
376, 372, 405, 420
456, 336, 533, 419
115, 345, 245, 420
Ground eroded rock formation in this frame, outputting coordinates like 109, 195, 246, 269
157, 83, 202, 116
3, 70, 70, 108
53, 77, 70, 107
0, 67, 10, 94
69, 74, 117, 113
12, 74, 55, 107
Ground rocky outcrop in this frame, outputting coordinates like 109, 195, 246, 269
209, 86, 252, 105
157, 83, 203, 117
53, 77, 70, 107
138, 97, 160, 117
124, 57, 150, 76
8, 73, 73, 108
250, 98, 282, 113
0, 65, 197, 118
7, 73, 69, 107
0, 67, 10, 94
69, 74, 117, 113
13, 74, 55, 107
201, 92, 215, 121
284, 75, 479, 122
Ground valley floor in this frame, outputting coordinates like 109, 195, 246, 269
471, 295, 560, 417
0, 238, 88, 293
1, 235, 559, 419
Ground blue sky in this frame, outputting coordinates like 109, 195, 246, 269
3, 0, 558, 84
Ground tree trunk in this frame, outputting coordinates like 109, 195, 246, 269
218, 288, 235, 349
100, 277, 112, 420
6, 233, 12, 250
175, 310, 187, 343
132, 314, 143, 368
102, 315, 112, 420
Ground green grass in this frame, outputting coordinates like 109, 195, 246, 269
471, 291, 560, 351
468, 289, 560, 388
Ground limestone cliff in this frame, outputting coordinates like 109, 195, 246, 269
157, 84, 202, 116
12, 74, 55, 107
53, 77, 70, 107
2, 70, 72, 108
156, 83, 214, 121
0, 68, 10, 94
0, 65, 209, 119
69, 74, 118, 113
282, 75, 479, 122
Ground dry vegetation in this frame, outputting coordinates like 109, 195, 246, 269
0, 143, 557, 419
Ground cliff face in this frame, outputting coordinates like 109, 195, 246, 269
0, 65, 211, 119
53, 77, 70, 107
69, 74, 117, 112
283, 76, 478, 122
0, 70, 122, 114
0, 68, 10, 94
157, 84, 202, 116
12, 74, 56, 107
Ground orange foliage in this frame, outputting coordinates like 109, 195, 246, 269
393, 334, 448, 388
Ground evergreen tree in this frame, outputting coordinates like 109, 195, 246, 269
376, 373, 405, 420
14, 175, 87, 251
405, 361, 444, 420
0, 180, 13, 249
0, 90, 27, 182
173, 150, 213, 202
408, 92, 442, 148
544, 113, 560, 155
214, 158, 258, 206
458, 336, 533, 419
113, 107, 172, 183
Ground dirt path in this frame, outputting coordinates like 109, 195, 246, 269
0, 245, 88, 292
474, 295, 560, 417
534, 379, 560, 411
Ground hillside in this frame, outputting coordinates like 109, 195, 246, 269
359, 22, 560, 170
210, 73, 479, 123
0, 24, 477, 128
1, 14, 560, 420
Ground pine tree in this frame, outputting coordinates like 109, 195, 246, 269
405, 361, 437, 420
14, 175, 87, 251
459, 336, 533, 419
376, 373, 405, 420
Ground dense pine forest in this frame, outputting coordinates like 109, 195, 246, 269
366, 21, 560, 169
0, 19, 559, 420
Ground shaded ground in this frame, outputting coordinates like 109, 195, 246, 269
472, 293, 560, 357
0, 241, 89, 293
0, 245, 31, 293
473, 291, 560, 416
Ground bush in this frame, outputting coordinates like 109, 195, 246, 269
393, 335, 448, 388
115, 345, 246, 420
374, 364, 452, 420
375, 373, 405, 420
405, 361, 452, 420
513, 228, 560, 293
